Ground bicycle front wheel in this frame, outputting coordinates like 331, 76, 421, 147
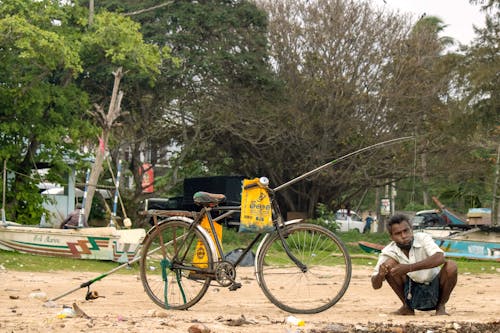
140, 219, 213, 310
256, 223, 352, 314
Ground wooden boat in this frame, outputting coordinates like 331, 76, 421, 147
0, 222, 145, 263
358, 241, 384, 253
431, 196, 469, 226
358, 231, 500, 262
426, 228, 500, 262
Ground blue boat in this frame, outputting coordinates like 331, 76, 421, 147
431, 229, 500, 262
359, 232, 500, 262
431, 196, 469, 227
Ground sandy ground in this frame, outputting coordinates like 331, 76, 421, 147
0, 265, 499, 333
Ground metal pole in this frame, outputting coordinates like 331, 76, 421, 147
492, 144, 500, 226
1, 159, 6, 224
79, 169, 90, 228
110, 160, 122, 227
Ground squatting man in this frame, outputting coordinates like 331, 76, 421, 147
371, 214, 458, 315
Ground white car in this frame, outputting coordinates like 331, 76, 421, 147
330, 209, 365, 232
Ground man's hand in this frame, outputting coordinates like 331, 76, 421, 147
390, 263, 411, 276
378, 263, 391, 277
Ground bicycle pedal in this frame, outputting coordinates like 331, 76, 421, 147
228, 282, 242, 291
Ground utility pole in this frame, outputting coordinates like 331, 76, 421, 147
492, 144, 500, 226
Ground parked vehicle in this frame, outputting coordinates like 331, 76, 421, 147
334, 209, 364, 232
139, 196, 184, 211
138, 176, 245, 228
411, 209, 447, 229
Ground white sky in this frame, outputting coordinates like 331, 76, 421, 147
380, 0, 486, 46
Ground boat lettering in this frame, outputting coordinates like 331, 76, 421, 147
467, 245, 485, 255
33, 235, 61, 244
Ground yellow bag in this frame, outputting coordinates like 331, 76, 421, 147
193, 215, 222, 268
239, 178, 273, 233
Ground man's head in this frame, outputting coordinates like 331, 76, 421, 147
75, 203, 82, 209
386, 214, 413, 250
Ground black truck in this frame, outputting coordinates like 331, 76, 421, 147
139, 175, 245, 228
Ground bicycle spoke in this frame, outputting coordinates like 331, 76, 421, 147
140, 220, 212, 310
257, 223, 351, 314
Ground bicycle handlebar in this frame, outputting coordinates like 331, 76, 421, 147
243, 176, 270, 190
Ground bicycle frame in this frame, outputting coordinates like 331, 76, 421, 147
147, 187, 305, 277
141, 183, 352, 313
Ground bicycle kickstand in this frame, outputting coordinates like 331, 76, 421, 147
229, 281, 242, 291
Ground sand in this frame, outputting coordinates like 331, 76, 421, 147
1, 265, 499, 332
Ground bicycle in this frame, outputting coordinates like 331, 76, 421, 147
139, 177, 352, 314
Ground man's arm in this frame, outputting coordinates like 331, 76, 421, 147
389, 252, 445, 276
60, 215, 71, 229
371, 262, 390, 289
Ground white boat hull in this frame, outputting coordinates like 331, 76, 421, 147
416, 229, 500, 261
0, 223, 145, 263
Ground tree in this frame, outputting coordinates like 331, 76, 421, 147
382, 15, 457, 207
0, 1, 165, 224
94, 0, 281, 205
78, 11, 163, 222
252, 0, 415, 216
0, 1, 93, 223
462, 1, 500, 222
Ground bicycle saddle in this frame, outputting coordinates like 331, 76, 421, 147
193, 191, 226, 206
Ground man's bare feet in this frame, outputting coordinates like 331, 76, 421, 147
391, 305, 415, 316
434, 304, 450, 316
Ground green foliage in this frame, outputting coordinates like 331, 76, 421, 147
0, 1, 95, 222
403, 202, 430, 212
308, 203, 339, 233
0, 0, 165, 224
82, 12, 161, 78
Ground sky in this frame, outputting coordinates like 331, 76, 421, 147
381, 0, 486, 46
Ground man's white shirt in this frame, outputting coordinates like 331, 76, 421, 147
372, 232, 444, 283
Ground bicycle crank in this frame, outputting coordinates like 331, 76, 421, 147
214, 261, 237, 287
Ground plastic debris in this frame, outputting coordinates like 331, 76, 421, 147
56, 306, 76, 319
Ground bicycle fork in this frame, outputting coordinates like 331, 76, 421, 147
276, 225, 308, 273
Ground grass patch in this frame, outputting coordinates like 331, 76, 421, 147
1, 228, 498, 276
0, 250, 140, 274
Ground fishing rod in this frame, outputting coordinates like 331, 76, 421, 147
273, 136, 414, 192
47, 255, 140, 302
47, 240, 169, 303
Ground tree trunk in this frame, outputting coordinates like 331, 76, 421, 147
84, 67, 124, 223
89, 0, 94, 26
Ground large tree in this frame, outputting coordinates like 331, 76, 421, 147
78, 10, 163, 222
94, 0, 282, 202
461, 1, 500, 222
382, 15, 458, 207
0, 0, 164, 224
253, 0, 414, 216
0, 0, 93, 223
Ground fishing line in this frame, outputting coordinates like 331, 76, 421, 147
273, 136, 415, 192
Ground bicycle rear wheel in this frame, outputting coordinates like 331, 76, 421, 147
140, 219, 213, 310
256, 223, 351, 314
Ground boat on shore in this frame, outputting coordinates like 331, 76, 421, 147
358, 228, 500, 262
0, 222, 145, 263
428, 227, 500, 262
431, 196, 470, 226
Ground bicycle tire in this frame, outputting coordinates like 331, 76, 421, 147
256, 223, 352, 314
140, 219, 213, 310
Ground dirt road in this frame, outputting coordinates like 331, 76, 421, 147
1, 266, 499, 332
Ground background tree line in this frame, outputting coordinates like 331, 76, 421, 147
1, 0, 498, 225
